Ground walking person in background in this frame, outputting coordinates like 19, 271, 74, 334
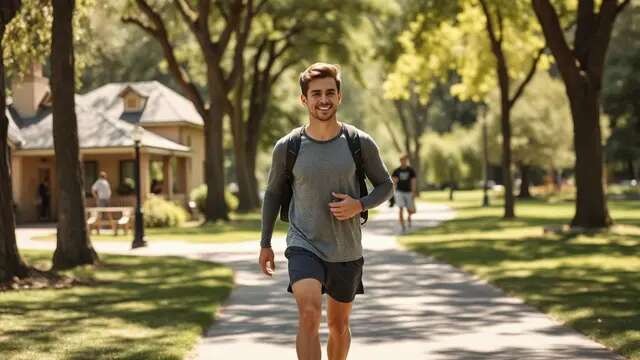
92, 171, 112, 207
259, 63, 393, 360
391, 155, 417, 232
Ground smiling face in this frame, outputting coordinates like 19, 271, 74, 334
301, 77, 342, 122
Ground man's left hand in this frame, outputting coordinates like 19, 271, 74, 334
329, 192, 363, 221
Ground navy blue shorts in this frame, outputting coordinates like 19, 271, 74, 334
285, 246, 364, 303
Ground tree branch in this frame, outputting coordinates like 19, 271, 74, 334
496, 7, 504, 44
588, 0, 624, 86
617, 0, 631, 15
216, 0, 242, 52
226, 0, 254, 89
531, 0, 581, 87
574, 0, 595, 63
174, 0, 198, 34
270, 58, 298, 85
125, 0, 207, 117
509, 46, 545, 107
478, 0, 500, 48
121, 16, 157, 37
214, 0, 229, 22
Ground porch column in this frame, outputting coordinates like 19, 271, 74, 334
140, 151, 150, 202
163, 155, 174, 200
185, 157, 193, 195
11, 155, 23, 205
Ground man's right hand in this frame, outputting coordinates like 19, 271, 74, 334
259, 247, 275, 277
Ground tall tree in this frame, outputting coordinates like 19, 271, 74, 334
50, 0, 98, 269
0, 0, 29, 283
239, 0, 374, 207
51, 0, 98, 269
475, 0, 547, 217
483, 72, 574, 197
386, 1, 549, 217
123, 0, 261, 220
532, 0, 631, 228
375, 0, 459, 191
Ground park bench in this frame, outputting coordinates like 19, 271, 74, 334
86, 207, 133, 236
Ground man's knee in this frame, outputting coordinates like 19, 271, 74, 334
328, 317, 350, 336
298, 303, 321, 332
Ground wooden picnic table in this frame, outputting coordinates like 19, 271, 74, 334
86, 207, 133, 235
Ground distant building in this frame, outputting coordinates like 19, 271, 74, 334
7, 64, 206, 223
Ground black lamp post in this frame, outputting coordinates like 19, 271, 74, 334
131, 125, 147, 249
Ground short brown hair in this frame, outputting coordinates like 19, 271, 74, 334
299, 63, 341, 96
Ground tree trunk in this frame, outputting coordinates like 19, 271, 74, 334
531, 0, 621, 228
568, 85, 611, 228
518, 164, 532, 198
496, 55, 515, 218
50, 0, 98, 269
245, 108, 262, 208
203, 104, 229, 222
628, 158, 636, 180
230, 72, 260, 212
410, 131, 423, 193
0, 1, 30, 281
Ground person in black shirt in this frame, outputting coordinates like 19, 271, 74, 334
37, 177, 51, 221
391, 155, 417, 232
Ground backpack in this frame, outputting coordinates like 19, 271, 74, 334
279, 124, 369, 225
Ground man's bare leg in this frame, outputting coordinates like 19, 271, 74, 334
293, 279, 323, 360
327, 296, 353, 360
398, 208, 405, 232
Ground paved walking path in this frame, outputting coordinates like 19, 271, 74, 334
16, 203, 623, 360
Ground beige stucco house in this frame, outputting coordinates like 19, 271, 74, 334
7, 65, 205, 223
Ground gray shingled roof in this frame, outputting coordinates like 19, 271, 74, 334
6, 109, 24, 145
17, 102, 190, 152
77, 81, 204, 127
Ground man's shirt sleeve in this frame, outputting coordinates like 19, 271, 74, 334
359, 133, 394, 210
260, 139, 287, 248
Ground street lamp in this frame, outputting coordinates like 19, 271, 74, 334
131, 124, 147, 249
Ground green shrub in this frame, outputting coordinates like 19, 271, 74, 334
189, 184, 238, 213
143, 195, 188, 228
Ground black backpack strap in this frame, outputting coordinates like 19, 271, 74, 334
280, 127, 303, 222
342, 124, 369, 225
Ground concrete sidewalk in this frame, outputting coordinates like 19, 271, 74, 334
16, 203, 624, 360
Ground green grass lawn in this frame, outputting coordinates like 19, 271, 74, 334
0, 251, 233, 360
406, 190, 640, 359
32, 212, 288, 243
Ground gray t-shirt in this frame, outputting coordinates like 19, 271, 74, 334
260, 124, 393, 262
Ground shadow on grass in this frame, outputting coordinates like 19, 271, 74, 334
405, 213, 640, 359
0, 254, 233, 360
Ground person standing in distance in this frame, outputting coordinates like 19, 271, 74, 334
92, 171, 112, 207
259, 63, 393, 360
391, 155, 417, 232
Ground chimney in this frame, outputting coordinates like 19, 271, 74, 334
10, 64, 50, 118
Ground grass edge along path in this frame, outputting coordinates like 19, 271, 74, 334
0, 250, 234, 360
401, 190, 640, 359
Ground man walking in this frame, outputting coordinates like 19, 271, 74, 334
259, 63, 393, 360
391, 155, 417, 232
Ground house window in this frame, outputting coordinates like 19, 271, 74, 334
150, 161, 164, 194
83, 161, 98, 196
119, 160, 135, 195
123, 94, 144, 112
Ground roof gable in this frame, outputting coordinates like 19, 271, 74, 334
79, 81, 203, 126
